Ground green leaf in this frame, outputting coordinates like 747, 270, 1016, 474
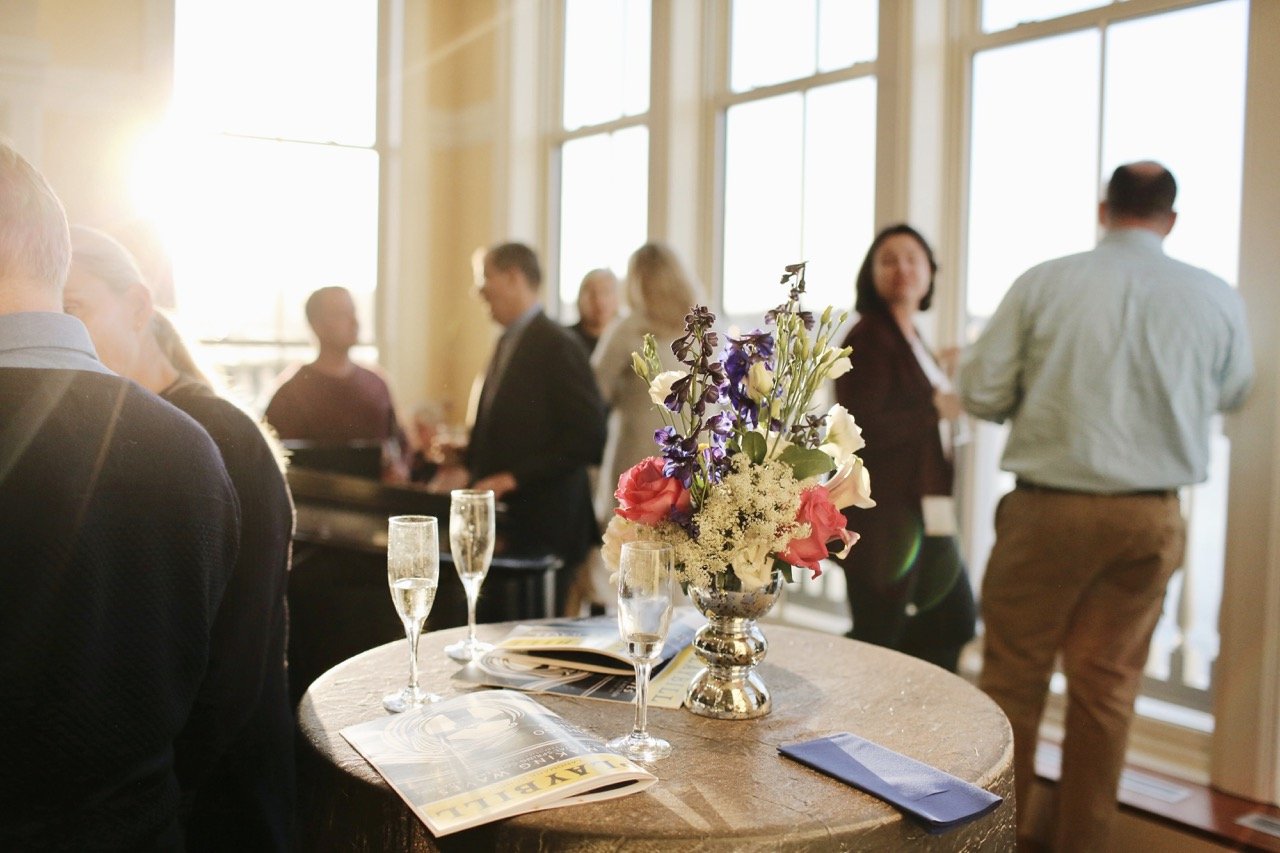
741, 430, 767, 464
774, 559, 794, 584
778, 445, 836, 480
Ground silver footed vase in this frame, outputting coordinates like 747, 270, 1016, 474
685, 568, 784, 720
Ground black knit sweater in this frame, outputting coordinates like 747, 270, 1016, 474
0, 368, 239, 851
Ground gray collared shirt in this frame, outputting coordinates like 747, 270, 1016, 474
959, 228, 1254, 492
0, 312, 113, 374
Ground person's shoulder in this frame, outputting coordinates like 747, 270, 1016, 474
1158, 256, 1245, 324
530, 311, 589, 353
48, 372, 229, 475
116, 379, 223, 453
845, 311, 896, 345
165, 383, 288, 492
1159, 253, 1233, 292
166, 383, 269, 448
1017, 249, 1095, 283
352, 360, 394, 389
265, 363, 308, 404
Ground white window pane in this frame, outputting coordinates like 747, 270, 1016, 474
563, 0, 651, 130
558, 127, 649, 307
163, 137, 379, 343
730, 0, 817, 92
967, 30, 1100, 318
722, 94, 804, 317
1102, 0, 1247, 286
802, 78, 876, 312
174, 0, 377, 146
982, 0, 1110, 33
817, 0, 878, 72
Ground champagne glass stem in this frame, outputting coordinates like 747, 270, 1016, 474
632, 659, 653, 737
466, 584, 479, 646
405, 616, 425, 693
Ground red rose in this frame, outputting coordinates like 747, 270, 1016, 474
614, 457, 691, 525
779, 486, 858, 578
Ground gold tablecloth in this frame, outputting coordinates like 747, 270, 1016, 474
297, 621, 1015, 851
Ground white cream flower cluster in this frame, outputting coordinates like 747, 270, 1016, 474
604, 456, 808, 590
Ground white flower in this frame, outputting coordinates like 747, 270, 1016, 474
825, 457, 875, 510
670, 456, 803, 589
601, 515, 644, 572
746, 361, 774, 402
648, 370, 684, 406
826, 355, 852, 380
820, 404, 865, 466
731, 540, 775, 592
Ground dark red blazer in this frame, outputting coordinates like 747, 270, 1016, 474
835, 309, 953, 586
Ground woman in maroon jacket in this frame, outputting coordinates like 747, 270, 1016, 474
835, 224, 975, 672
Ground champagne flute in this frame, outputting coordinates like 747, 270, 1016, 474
444, 490, 496, 662
382, 515, 441, 713
607, 541, 675, 762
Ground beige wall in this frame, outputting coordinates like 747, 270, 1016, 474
1, 0, 168, 241
417, 0, 499, 424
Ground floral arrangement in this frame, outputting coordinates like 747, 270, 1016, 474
603, 262, 875, 593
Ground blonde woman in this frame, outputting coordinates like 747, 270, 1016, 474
63, 226, 295, 851
591, 242, 703, 525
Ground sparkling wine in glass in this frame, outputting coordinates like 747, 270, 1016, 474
607, 541, 675, 762
444, 490, 496, 662
383, 515, 441, 713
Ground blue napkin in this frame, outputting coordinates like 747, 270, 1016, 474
778, 732, 1003, 835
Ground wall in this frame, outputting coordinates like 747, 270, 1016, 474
399, 0, 504, 425
0, 0, 172, 295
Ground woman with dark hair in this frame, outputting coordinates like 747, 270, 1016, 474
834, 224, 975, 672
63, 226, 295, 850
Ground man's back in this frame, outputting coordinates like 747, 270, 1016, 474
961, 228, 1252, 492
0, 368, 239, 850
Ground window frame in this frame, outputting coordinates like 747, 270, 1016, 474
709, 0, 883, 320
545, 0, 655, 320
944, 0, 1275, 795
162, 0, 392, 410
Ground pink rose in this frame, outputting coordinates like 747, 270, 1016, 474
779, 486, 859, 578
614, 457, 691, 525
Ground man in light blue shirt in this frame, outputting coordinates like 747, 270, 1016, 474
959, 162, 1253, 851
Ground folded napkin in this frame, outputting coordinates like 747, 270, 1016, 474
778, 732, 1003, 835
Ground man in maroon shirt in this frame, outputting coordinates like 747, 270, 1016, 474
265, 286, 411, 479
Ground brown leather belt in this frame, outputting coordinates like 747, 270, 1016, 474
1015, 478, 1176, 499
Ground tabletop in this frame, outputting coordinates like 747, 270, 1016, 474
297, 621, 1015, 851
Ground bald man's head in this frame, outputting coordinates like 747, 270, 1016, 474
0, 142, 71, 310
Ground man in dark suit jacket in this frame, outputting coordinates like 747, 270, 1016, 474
466, 242, 606, 613
0, 141, 240, 850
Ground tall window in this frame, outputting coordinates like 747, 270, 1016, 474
720, 0, 878, 322
963, 0, 1249, 720
554, 0, 651, 313
133, 0, 382, 409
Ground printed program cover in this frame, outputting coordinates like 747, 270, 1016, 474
452, 642, 703, 708
493, 611, 701, 675
341, 690, 657, 837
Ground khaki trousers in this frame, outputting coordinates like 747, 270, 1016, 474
978, 487, 1184, 853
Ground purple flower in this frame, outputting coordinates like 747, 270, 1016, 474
723, 330, 775, 428
655, 426, 701, 487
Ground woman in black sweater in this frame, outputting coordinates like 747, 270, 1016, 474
64, 226, 295, 851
